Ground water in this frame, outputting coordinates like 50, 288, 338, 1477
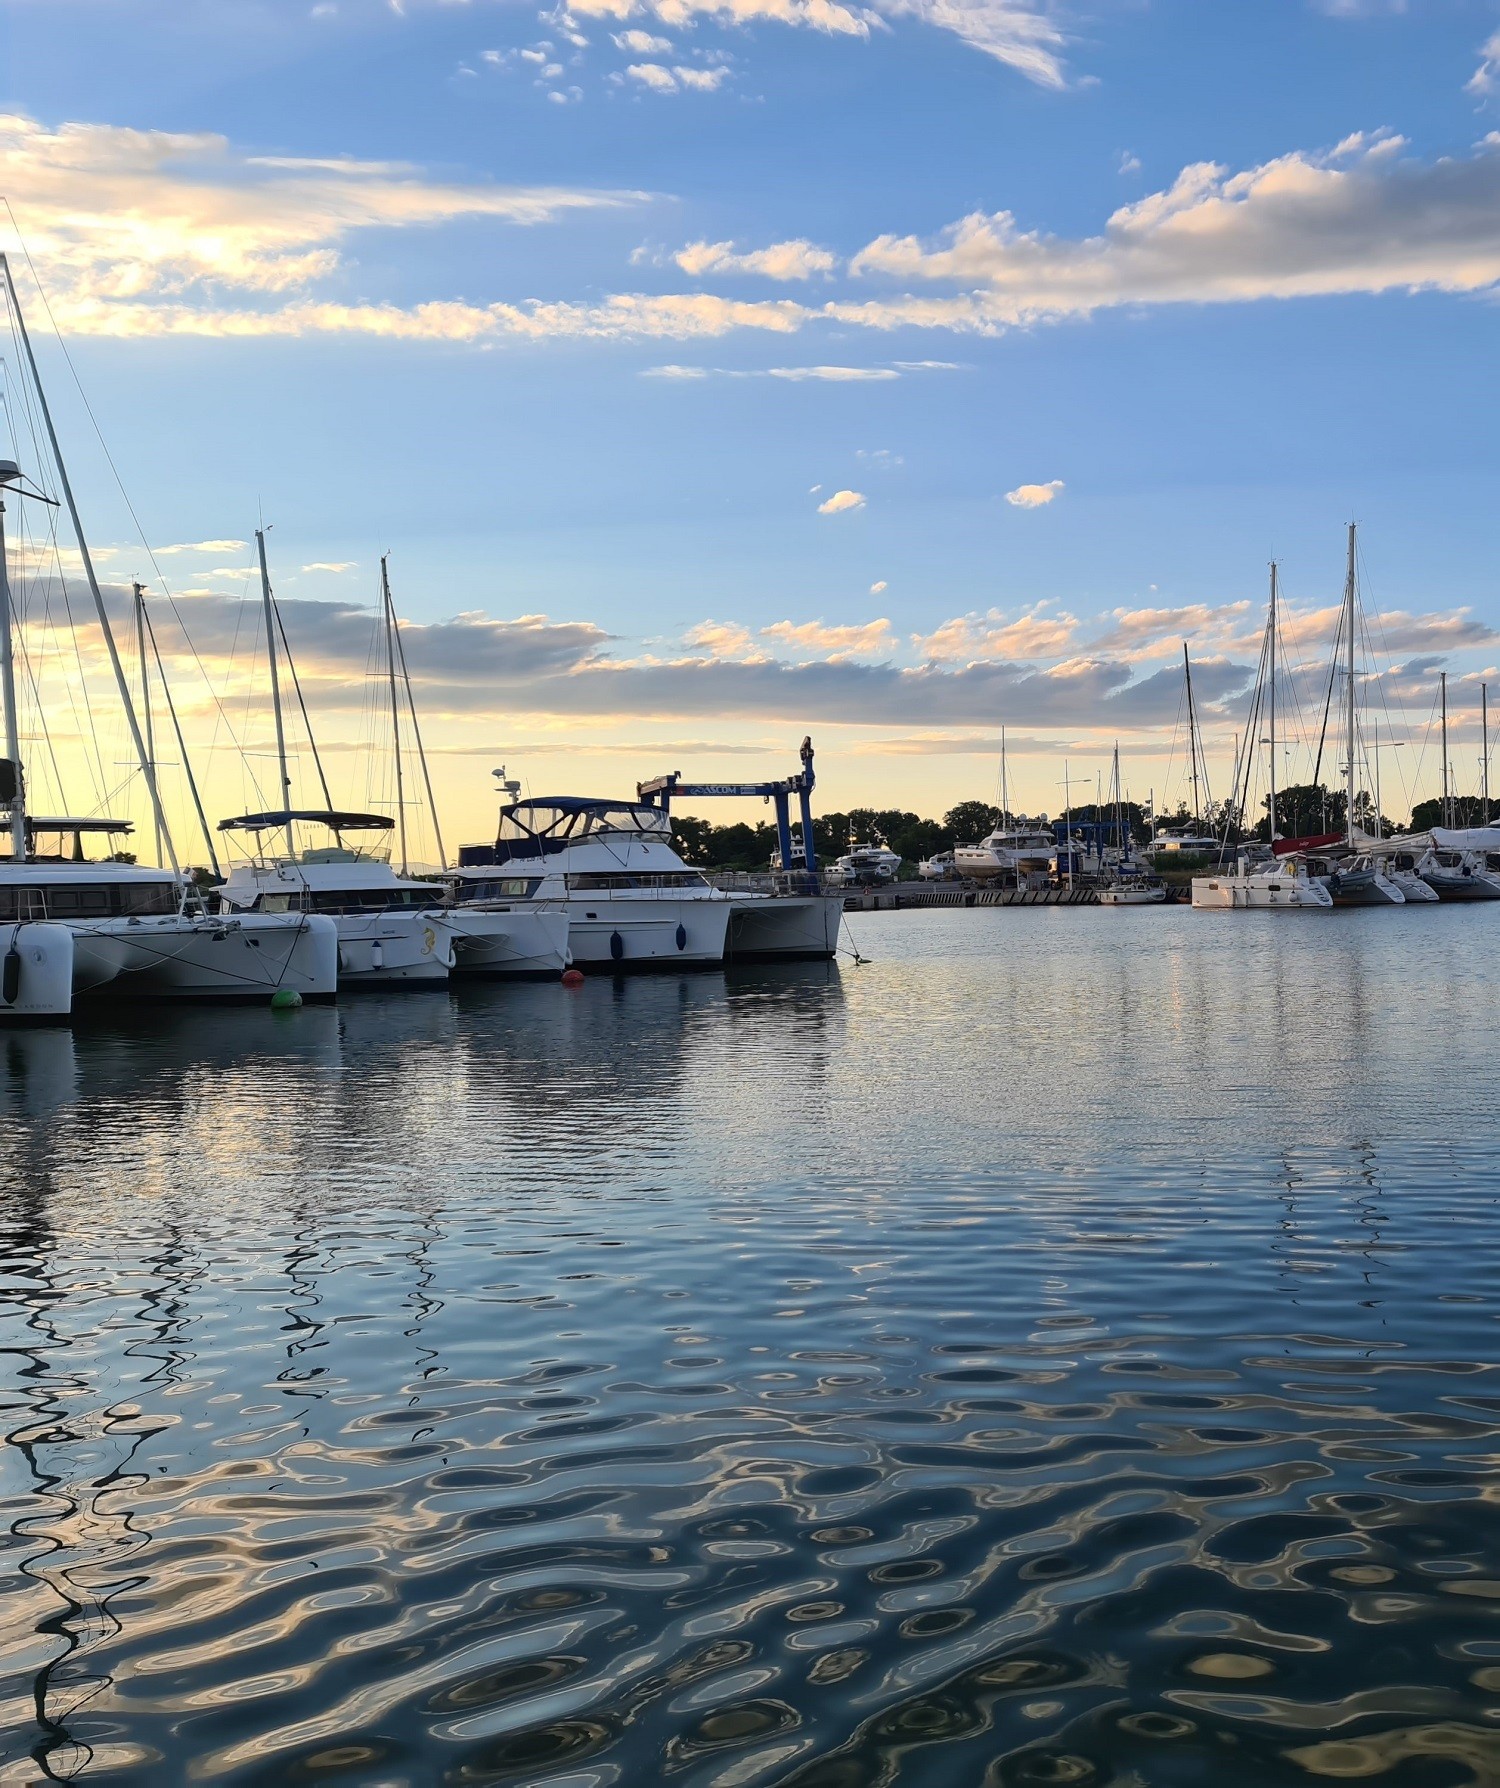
3, 906, 1500, 1787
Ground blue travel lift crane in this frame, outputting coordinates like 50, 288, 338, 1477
637, 736, 819, 883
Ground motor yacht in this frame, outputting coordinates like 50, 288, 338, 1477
454, 796, 732, 970
1099, 875, 1166, 905
825, 840, 902, 887
918, 850, 959, 881
953, 824, 1055, 883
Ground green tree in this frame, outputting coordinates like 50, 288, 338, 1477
1410, 795, 1497, 833
1254, 783, 1344, 843
942, 800, 1000, 842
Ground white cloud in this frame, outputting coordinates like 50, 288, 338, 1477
624, 60, 679, 88
302, 561, 357, 573
848, 132, 1500, 325
1005, 479, 1063, 508
761, 617, 893, 656
817, 488, 866, 514
873, 0, 1067, 85
674, 65, 732, 90
673, 238, 838, 280
153, 538, 249, 555
565, 0, 1067, 80
683, 619, 767, 660
870, 580, 888, 594
1468, 30, 1500, 97
912, 603, 1077, 662
0, 112, 643, 336
643, 362, 901, 380
613, 27, 673, 49
1118, 150, 1141, 176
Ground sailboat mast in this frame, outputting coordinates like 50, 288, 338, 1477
1344, 523, 1357, 845
1, 254, 179, 873
1441, 671, 1450, 828
1183, 643, 1202, 832
999, 723, 1009, 825
134, 581, 164, 867
1268, 561, 1279, 844
386, 571, 447, 869
1484, 683, 1490, 822
255, 529, 295, 858
381, 555, 409, 876
0, 475, 26, 859
1113, 742, 1124, 867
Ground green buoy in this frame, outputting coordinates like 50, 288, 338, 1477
270, 988, 303, 1010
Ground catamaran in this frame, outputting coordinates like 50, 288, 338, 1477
0, 263, 337, 1018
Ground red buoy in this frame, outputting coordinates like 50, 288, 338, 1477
561, 968, 585, 987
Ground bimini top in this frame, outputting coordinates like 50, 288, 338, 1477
27, 815, 134, 833
218, 809, 394, 834
458, 797, 671, 866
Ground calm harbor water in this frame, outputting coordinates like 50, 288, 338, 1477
3, 906, 1500, 1786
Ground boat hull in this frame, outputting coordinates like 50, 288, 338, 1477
1099, 885, 1167, 905
562, 896, 731, 970
1388, 870, 1439, 903
1191, 874, 1333, 909
1325, 868, 1405, 906
1419, 868, 1500, 900
725, 893, 842, 961
0, 923, 76, 1019
444, 907, 571, 979
330, 912, 452, 986
71, 913, 339, 1001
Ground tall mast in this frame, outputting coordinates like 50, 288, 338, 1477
1344, 523, 1357, 845
1113, 741, 1124, 868
134, 581, 164, 867
1183, 643, 1201, 832
381, 555, 409, 876
1484, 683, 1490, 822
1, 254, 179, 872
1441, 671, 1450, 828
385, 565, 447, 869
999, 723, 1008, 825
255, 528, 295, 859
1268, 561, 1279, 844
0, 466, 27, 859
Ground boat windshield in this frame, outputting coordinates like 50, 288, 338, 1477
500, 801, 671, 842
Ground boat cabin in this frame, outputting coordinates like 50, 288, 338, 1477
217, 810, 445, 914
0, 818, 185, 920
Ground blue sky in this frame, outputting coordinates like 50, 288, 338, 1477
1, 0, 1499, 848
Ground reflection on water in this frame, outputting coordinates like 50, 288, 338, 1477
3, 909, 1500, 1785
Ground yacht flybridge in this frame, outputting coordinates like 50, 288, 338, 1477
0, 262, 336, 1018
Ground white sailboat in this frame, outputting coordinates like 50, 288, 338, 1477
953, 727, 1055, 883
1192, 562, 1333, 911
1098, 745, 1164, 904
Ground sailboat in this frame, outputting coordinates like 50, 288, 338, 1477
1098, 745, 1164, 904
1192, 562, 1333, 910
0, 261, 338, 1018
1301, 526, 1405, 906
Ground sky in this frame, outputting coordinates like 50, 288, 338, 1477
2, 0, 1500, 862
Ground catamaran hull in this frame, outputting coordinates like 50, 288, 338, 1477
1191, 875, 1333, 909
1325, 868, 1405, 906
1419, 868, 1500, 901
71, 913, 339, 1002
725, 893, 841, 961
563, 897, 731, 970
443, 908, 571, 979
0, 923, 76, 1019
330, 913, 452, 986
1388, 870, 1439, 903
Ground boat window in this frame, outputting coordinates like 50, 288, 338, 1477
457, 878, 540, 901
0, 880, 180, 920
567, 870, 710, 892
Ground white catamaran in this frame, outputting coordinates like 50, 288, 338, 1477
0, 262, 337, 1018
